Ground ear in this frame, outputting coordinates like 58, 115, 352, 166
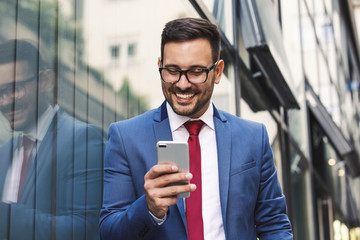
39, 69, 55, 93
214, 59, 224, 84
157, 57, 162, 67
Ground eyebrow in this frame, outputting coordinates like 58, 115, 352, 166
0, 82, 16, 91
0, 76, 36, 89
163, 64, 207, 69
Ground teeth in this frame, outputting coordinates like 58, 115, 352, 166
176, 93, 194, 99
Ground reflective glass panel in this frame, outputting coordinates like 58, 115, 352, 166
0, 0, 230, 239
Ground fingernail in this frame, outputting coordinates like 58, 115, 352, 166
185, 173, 192, 180
190, 184, 196, 190
172, 165, 178, 171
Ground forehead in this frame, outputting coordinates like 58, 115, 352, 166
0, 60, 33, 86
163, 38, 212, 66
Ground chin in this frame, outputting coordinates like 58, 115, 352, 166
11, 121, 28, 132
176, 109, 201, 118
172, 105, 194, 116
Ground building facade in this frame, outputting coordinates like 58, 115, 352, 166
0, 0, 359, 239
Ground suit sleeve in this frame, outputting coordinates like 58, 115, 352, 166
255, 125, 293, 240
99, 123, 159, 240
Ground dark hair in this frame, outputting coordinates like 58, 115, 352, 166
0, 39, 47, 75
160, 17, 221, 64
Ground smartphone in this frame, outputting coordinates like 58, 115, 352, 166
157, 141, 190, 198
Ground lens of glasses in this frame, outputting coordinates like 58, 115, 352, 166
161, 68, 207, 84
0, 76, 36, 102
161, 69, 180, 83
0, 85, 26, 101
186, 69, 207, 83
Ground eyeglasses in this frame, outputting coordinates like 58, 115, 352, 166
0, 76, 37, 103
159, 61, 218, 84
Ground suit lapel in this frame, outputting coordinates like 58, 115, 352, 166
176, 198, 186, 230
152, 106, 172, 142
152, 102, 187, 230
20, 112, 58, 203
213, 106, 231, 230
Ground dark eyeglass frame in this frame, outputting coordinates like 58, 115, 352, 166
0, 75, 37, 101
159, 61, 218, 84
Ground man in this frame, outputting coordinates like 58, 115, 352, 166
99, 18, 293, 239
0, 39, 104, 239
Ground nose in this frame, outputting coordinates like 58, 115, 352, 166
175, 73, 192, 90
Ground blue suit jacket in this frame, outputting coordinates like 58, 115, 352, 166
99, 102, 293, 240
0, 109, 105, 240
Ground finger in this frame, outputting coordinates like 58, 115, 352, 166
162, 183, 197, 197
157, 172, 192, 188
145, 182, 197, 218
145, 172, 192, 190
151, 194, 179, 207
147, 182, 196, 199
145, 164, 178, 180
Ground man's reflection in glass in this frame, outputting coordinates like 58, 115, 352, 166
0, 39, 104, 240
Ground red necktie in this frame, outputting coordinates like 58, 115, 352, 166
18, 136, 34, 201
184, 120, 205, 240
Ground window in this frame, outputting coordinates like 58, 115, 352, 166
110, 44, 121, 59
108, 39, 138, 67
127, 42, 137, 57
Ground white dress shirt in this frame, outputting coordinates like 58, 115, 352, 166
2, 105, 59, 203
166, 102, 226, 240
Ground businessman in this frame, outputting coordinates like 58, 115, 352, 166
100, 17, 293, 239
0, 39, 104, 239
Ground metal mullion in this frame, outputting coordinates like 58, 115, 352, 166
233, 0, 241, 116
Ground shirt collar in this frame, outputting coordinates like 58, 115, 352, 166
166, 101, 215, 132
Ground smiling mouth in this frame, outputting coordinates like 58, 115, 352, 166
4, 108, 24, 120
175, 93, 195, 100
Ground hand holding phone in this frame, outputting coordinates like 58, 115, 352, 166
144, 142, 193, 218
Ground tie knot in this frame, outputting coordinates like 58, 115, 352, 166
184, 120, 205, 136
22, 136, 35, 151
